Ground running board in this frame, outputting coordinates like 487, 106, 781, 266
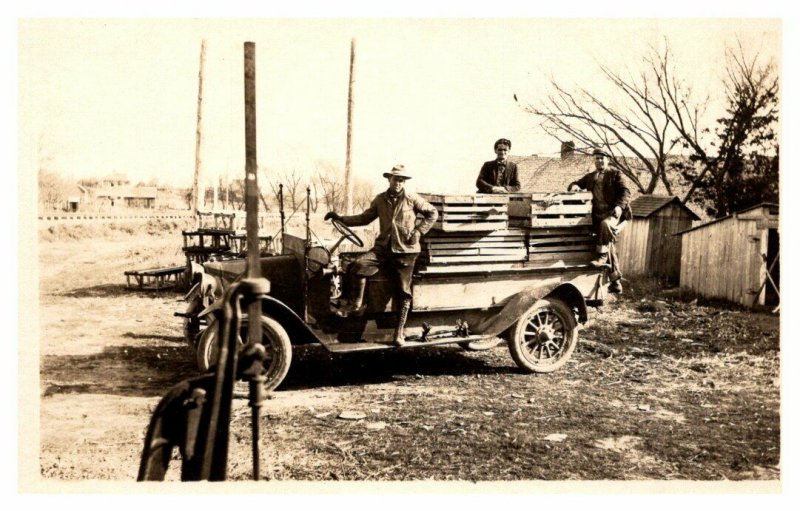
320, 334, 489, 353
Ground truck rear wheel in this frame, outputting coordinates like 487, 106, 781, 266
509, 297, 578, 373
196, 314, 292, 391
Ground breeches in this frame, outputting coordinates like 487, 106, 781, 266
594, 215, 625, 281
350, 247, 419, 299
596, 216, 624, 248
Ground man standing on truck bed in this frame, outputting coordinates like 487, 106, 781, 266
568, 147, 631, 294
476, 138, 521, 193
325, 165, 438, 346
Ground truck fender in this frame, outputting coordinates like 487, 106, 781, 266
198, 295, 319, 345
472, 282, 588, 338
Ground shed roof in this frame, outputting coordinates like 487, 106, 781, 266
630, 195, 700, 220
676, 202, 779, 236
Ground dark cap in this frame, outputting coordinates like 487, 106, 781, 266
494, 138, 512, 150
592, 147, 607, 157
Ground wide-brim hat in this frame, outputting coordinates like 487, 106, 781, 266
383, 164, 412, 180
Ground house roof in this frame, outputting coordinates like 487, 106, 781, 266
630, 195, 700, 220
513, 151, 701, 217
675, 202, 779, 236
513, 153, 591, 193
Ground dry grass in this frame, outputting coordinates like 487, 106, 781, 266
37, 229, 780, 482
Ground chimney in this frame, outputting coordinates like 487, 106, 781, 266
561, 141, 575, 159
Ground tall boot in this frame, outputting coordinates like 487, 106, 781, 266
336, 277, 367, 317
392, 298, 411, 347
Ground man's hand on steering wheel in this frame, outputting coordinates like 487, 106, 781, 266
327, 214, 364, 248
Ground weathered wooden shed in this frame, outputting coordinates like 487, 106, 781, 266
677, 203, 779, 308
616, 195, 700, 283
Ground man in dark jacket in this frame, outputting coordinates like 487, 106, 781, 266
476, 138, 521, 193
568, 147, 632, 293
325, 165, 438, 345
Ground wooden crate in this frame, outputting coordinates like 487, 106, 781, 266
508, 192, 592, 228
420, 193, 509, 232
526, 225, 595, 266
416, 229, 527, 273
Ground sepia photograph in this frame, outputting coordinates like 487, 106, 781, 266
12, 3, 794, 499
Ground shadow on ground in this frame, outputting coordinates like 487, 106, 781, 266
41, 342, 198, 398
58, 284, 182, 299
40, 341, 515, 398
279, 344, 515, 390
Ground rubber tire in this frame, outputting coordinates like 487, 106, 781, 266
460, 337, 504, 351
508, 298, 578, 373
183, 295, 206, 347
196, 314, 293, 392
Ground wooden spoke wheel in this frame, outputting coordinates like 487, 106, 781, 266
196, 314, 292, 391
509, 298, 578, 373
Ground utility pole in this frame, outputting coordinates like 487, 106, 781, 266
192, 39, 207, 218
344, 38, 356, 214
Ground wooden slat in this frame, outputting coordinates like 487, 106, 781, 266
426, 241, 524, 249
424, 253, 527, 264
438, 212, 508, 221
428, 246, 526, 256
428, 247, 480, 256
438, 205, 508, 213
526, 203, 592, 215
523, 216, 592, 228
432, 221, 508, 232
528, 235, 596, 246
526, 226, 593, 237
529, 244, 595, 254
423, 230, 526, 240
415, 262, 526, 274
527, 251, 594, 263
421, 193, 509, 205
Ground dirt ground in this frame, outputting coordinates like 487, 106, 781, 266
34, 221, 781, 482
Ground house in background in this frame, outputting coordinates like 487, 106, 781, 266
64, 184, 89, 212
95, 185, 158, 208
513, 142, 592, 192
616, 195, 700, 283
512, 141, 692, 202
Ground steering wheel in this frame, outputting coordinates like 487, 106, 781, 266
331, 217, 364, 248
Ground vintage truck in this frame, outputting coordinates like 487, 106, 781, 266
180, 192, 610, 391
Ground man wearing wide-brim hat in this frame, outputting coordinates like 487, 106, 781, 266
325, 165, 438, 345
568, 146, 632, 294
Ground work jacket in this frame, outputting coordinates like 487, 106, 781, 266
339, 190, 438, 254
569, 168, 633, 223
476, 160, 521, 193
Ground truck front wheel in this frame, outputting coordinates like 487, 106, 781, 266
196, 314, 292, 391
509, 297, 578, 373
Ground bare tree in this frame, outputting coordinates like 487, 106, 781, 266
353, 179, 375, 212
650, 42, 778, 216
517, 47, 682, 194
263, 167, 305, 213
39, 168, 68, 211
313, 160, 345, 213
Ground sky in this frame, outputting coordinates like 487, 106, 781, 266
18, 17, 780, 194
